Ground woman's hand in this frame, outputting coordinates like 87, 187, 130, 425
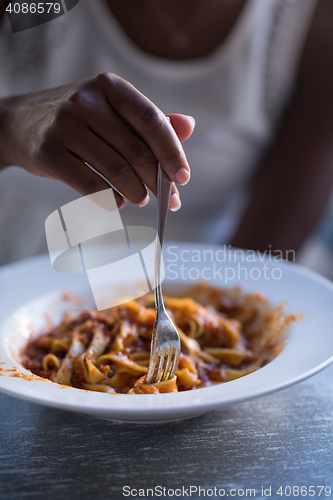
0, 73, 195, 209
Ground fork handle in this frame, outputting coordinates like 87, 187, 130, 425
155, 163, 172, 311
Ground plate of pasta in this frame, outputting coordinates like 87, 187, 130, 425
1, 243, 333, 422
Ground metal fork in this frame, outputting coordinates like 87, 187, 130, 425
145, 164, 181, 384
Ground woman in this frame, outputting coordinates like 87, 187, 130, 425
0, 0, 333, 273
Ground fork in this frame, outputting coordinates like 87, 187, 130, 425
145, 164, 181, 384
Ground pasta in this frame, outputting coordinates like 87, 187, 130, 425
21, 283, 299, 394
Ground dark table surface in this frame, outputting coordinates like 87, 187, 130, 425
1, 362, 333, 500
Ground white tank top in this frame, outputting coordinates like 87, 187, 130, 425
0, 0, 317, 264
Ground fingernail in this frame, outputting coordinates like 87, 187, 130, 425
119, 197, 126, 209
186, 115, 196, 127
175, 168, 190, 185
137, 193, 150, 207
170, 193, 181, 211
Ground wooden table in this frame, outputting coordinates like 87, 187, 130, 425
1, 363, 333, 500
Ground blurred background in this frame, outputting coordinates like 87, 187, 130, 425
0, 0, 332, 280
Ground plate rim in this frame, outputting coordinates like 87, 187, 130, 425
1, 245, 333, 421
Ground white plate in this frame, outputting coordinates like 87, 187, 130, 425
1, 243, 333, 423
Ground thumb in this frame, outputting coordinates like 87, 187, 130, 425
166, 114, 195, 142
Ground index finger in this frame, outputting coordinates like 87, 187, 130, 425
100, 73, 191, 186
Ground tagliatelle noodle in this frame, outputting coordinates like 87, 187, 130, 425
21, 283, 299, 394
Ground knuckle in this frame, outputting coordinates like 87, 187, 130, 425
94, 72, 119, 88
67, 88, 89, 106
66, 90, 101, 118
94, 72, 110, 86
106, 160, 146, 204
129, 139, 155, 167
106, 159, 130, 182
164, 145, 183, 164
99, 72, 116, 81
67, 78, 102, 105
139, 106, 164, 134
